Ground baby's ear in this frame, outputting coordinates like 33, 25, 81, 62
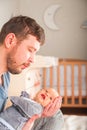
4, 33, 17, 48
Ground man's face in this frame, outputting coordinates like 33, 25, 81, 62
7, 35, 40, 74
35, 88, 58, 107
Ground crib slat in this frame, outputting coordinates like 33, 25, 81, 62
43, 68, 47, 89
64, 64, 67, 105
86, 64, 87, 104
78, 64, 82, 105
50, 67, 53, 88
57, 65, 60, 94
71, 64, 75, 105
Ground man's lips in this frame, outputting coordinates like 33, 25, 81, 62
22, 64, 30, 69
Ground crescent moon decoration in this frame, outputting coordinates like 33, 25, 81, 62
44, 4, 61, 30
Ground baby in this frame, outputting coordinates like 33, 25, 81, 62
0, 88, 62, 130
34, 88, 59, 107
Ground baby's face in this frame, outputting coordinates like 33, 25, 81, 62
35, 88, 58, 107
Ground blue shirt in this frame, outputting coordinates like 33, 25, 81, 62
0, 72, 10, 112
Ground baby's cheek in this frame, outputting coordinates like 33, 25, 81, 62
44, 99, 51, 106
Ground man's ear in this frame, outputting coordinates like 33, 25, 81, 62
4, 33, 17, 48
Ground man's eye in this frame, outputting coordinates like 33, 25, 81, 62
29, 49, 36, 54
29, 49, 33, 53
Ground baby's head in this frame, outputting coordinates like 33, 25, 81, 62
34, 88, 59, 107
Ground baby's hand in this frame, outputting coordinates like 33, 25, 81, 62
42, 96, 62, 117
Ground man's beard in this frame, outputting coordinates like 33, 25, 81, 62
7, 57, 22, 74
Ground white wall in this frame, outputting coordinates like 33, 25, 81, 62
19, 0, 87, 59
0, 0, 20, 29
0, 0, 86, 59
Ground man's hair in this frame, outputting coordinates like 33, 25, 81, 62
0, 15, 45, 45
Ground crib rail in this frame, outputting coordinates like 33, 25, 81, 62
42, 59, 87, 108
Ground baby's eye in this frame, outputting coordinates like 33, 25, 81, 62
46, 90, 48, 93
50, 97, 52, 100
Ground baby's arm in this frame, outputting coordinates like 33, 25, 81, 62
22, 115, 40, 130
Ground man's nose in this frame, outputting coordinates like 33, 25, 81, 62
28, 55, 35, 63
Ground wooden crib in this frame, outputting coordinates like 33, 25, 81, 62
41, 59, 87, 115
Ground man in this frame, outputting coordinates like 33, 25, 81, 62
0, 15, 63, 130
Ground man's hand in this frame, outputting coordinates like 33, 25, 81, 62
22, 115, 40, 130
42, 96, 62, 117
